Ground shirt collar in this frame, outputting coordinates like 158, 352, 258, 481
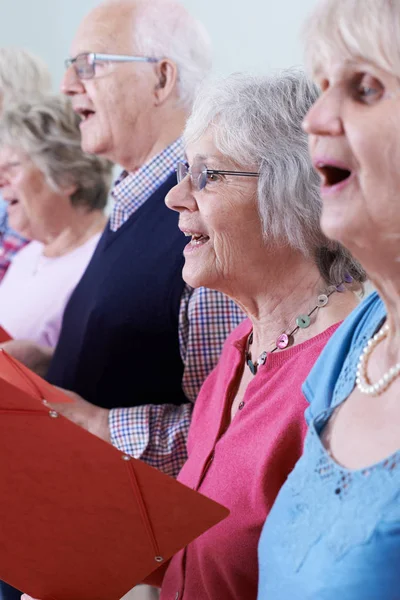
110, 137, 184, 232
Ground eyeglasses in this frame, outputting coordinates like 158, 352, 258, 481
64, 52, 158, 80
176, 161, 259, 191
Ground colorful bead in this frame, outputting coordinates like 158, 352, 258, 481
296, 314, 311, 329
336, 283, 346, 293
276, 333, 289, 349
247, 359, 256, 375
344, 273, 353, 283
317, 294, 329, 307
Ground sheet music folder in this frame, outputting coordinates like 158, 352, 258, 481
0, 351, 229, 600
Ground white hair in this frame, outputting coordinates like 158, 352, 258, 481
0, 47, 51, 108
0, 95, 113, 210
303, 0, 400, 79
130, 0, 212, 110
184, 70, 366, 287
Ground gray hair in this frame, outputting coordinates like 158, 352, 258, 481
303, 0, 400, 79
0, 95, 113, 211
184, 70, 366, 288
130, 0, 212, 110
0, 47, 51, 108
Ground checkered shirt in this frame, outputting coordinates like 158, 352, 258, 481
110, 137, 184, 231
108, 139, 245, 477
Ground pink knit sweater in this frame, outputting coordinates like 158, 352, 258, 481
159, 318, 340, 600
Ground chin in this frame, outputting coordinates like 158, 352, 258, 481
182, 265, 210, 290
320, 209, 362, 250
81, 132, 109, 158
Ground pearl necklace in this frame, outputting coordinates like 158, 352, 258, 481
356, 323, 400, 396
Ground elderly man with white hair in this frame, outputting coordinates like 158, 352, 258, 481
0, 47, 52, 281
4, 0, 244, 496
2, 3, 243, 599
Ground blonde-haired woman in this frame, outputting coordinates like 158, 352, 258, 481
0, 47, 52, 281
258, 1, 400, 598
0, 95, 112, 355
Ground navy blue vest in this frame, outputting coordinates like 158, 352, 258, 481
47, 173, 188, 409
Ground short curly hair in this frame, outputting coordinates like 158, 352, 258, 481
0, 95, 113, 210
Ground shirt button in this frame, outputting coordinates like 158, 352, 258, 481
238, 401, 245, 411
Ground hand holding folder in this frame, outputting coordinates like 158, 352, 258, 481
0, 351, 229, 600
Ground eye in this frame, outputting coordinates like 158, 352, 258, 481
206, 171, 223, 183
353, 73, 384, 104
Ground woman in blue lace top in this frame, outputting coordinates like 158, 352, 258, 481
258, 1, 400, 598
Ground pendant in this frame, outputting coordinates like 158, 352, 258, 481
247, 359, 257, 375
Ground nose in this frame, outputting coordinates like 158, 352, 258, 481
165, 176, 198, 213
61, 64, 85, 96
302, 86, 344, 137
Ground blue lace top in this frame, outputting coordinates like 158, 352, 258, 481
257, 292, 400, 600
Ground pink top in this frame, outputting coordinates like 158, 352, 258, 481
159, 318, 340, 600
0, 234, 101, 348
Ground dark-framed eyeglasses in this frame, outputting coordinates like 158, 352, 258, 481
176, 161, 259, 191
64, 52, 159, 80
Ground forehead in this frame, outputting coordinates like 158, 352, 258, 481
314, 57, 374, 81
71, 5, 136, 55
185, 130, 228, 165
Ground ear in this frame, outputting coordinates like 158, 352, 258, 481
61, 182, 79, 199
153, 59, 179, 105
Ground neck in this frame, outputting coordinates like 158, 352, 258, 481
369, 272, 400, 365
234, 254, 359, 358
40, 207, 106, 258
119, 107, 187, 172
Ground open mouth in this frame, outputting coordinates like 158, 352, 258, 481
76, 108, 95, 122
316, 163, 352, 188
183, 231, 210, 248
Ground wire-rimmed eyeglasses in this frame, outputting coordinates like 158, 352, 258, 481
176, 161, 259, 191
64, 52, 159, 80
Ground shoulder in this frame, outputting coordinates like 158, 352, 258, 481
303, 292, 386, 419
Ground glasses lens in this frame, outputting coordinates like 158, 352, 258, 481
191, 163, 207, 191
177, 162, 189, 184
75, 54, 95, 79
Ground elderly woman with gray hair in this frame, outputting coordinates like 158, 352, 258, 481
0, 47, 52, 282
0, 95, 111, 354
257, 0, 400, 598
22, 70, 363, 600
131, 69, 363, 600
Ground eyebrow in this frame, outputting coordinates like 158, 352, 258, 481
191, 154, 229, 168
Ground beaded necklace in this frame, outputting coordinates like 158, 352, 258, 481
245, 282, 348, 375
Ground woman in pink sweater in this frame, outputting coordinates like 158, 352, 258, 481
143, 71, 363, 600
23, 72, 364, 600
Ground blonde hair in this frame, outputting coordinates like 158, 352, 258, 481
303, 0, 400, 79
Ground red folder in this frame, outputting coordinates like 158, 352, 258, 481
0, 326, 12, 343
0, 351, 229, 600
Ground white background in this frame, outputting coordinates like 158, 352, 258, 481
0, 0, 318, 90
